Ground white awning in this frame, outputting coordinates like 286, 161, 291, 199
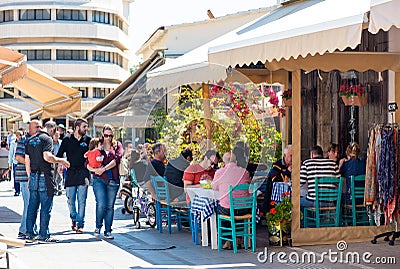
208, 0, 371, 67
146, 47, 228, 90
369, 0, 400, 34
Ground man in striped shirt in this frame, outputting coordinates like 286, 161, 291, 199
15, 120, 41, 239
300, 145, 340, 221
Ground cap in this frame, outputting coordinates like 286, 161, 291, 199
57, 124, 66, 130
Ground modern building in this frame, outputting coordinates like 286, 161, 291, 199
0, 0, 132, 119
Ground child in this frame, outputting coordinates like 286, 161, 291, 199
84, 137, 104, 168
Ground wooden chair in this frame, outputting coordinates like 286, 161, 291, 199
342, 175, 372, 226
304, 177, 343, 228
150, 175, 186, 234
217, 184, 257, 253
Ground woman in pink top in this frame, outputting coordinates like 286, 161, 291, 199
211, 152, 251, 249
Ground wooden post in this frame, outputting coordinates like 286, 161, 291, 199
291, 70, 301, 242
203, 83, 212, 150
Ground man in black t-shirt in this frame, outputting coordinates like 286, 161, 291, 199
25, 120, 70, 243
56, 118, 91, 233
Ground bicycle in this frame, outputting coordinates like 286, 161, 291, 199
120, 169, 156, 229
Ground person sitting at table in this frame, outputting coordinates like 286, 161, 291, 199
261, 145, 292, 214
300, 145, 340, 226
339, 142, 366, 206
211, 151, 251, 250
164, 148, 193, 201
327, 143, 339, 165
182, 150, 217, 199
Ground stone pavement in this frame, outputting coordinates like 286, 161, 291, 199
0, 180, 399, 269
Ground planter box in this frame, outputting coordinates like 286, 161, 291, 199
341, 95, 367, 106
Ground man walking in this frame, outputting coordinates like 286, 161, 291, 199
56, 118, 91, 233
15, 121, 40, 239
25, 120, 70, 243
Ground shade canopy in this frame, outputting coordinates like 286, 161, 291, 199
208, 0, 371, 67
10, 65, 81, 119
369, 0, 400, 34
0, 46, 27, 86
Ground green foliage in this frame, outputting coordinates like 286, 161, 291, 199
155, 83, 282, 164
266, 196, 292, 226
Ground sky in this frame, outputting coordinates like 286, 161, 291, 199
129, 0, 276, 65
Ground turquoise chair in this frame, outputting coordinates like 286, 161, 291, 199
150, 175, 186, 234
342, 175, 372, 226
217, 184, 257, 253
304, 177, 343, 228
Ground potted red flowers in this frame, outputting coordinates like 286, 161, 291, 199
339, 80, 367, 106
265, 193, 292, 246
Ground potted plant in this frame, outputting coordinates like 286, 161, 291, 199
265, 192, 292, 246
281, 89, 292, 107
281, 89, 303, 107
339, 81, 367, 106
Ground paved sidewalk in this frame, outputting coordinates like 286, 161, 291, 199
0, 180, 399, 269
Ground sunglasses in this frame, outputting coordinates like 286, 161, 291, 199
103, 134, 113, 138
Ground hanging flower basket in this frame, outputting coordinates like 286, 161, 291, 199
341, 95, 367, 106
283, 97, 303, 107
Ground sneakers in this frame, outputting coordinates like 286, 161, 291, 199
104, 232, 114, 240
25, 235, 38, 244
38, 237, 59, 244
17, 232, 26, 239
71, 221, 77, 231
93, 228, 101, 238
76, 227, 83, 234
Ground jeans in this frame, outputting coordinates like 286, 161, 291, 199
66, 185, 88, 228
26, 172, 54, 239
13, 164, 20, 195
19, 181, 37, 235
92, 176, 119, 233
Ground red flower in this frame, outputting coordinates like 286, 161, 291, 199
270, 208, 277, 214
270, 200, 276, 206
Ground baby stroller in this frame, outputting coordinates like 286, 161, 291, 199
120, 169, 156, 229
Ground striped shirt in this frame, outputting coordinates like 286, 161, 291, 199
300, 157, 339, 200
14, 134, 30, 182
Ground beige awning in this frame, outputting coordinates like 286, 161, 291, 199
208, 0, 371, 67
10, 65, 81, 119
369, 0, 400, 34
0, 46, 27, 86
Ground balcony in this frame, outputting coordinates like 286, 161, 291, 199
31, 62, 130, 82
0, 21, 130, 50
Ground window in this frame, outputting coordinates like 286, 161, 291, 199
92, 51, 110, 62
74, 87, 88, 98
56, 50, 87, 60
57, 9, 86, 21
19, 9, 50, 20
19, 50, 51, 60
93, 88, 105, 98
92, 11, 109, 24
0, 10, 13, 23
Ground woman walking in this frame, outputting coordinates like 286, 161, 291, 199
87, 124, 123, 239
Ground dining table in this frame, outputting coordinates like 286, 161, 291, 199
186, 187, 219, 250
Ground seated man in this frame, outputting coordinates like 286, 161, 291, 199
300, 145, 340, 223
182, 149, 217, 201
164, 148, 193, 201
261, 145, 292, 213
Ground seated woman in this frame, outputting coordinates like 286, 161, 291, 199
211, 151, 251, 249
339, 142, 366, 205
